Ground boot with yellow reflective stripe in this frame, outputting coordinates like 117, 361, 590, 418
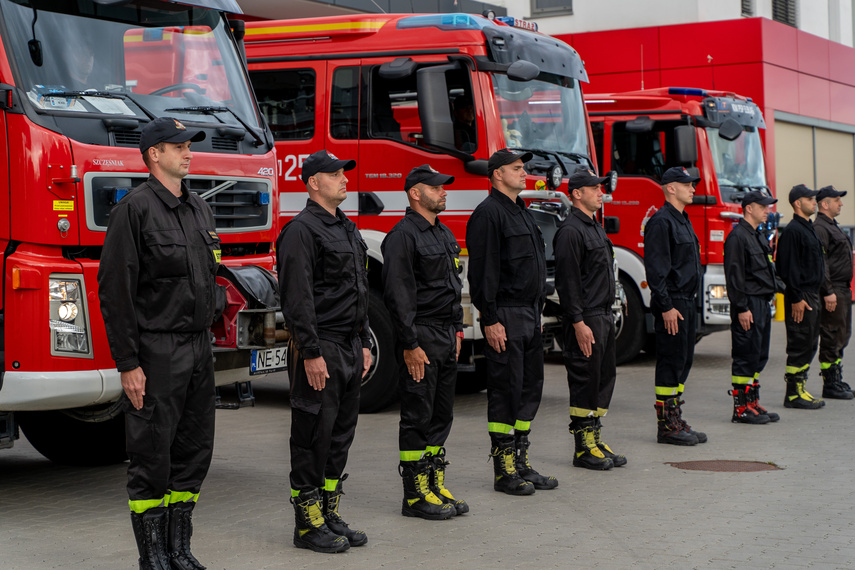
426, 449, 469, 515
400, 459, 455, 520
322, 475, 367, 547
514, 430, 558, 489
291, 489, 350, 553
569, 418, 614, 471
593, 417, 627, 467
490, 434, 535, 495
821, 364, 854, 400
167, 501, 206, 570
784, 371, 825, 409
130, 507, 171, 570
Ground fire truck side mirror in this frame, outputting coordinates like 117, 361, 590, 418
673, 125, 698, 165
605, 170, 618, 194
718, 118, 743, 141
506, 60, 539, 82
603, 216, 620, 234
417, 64, 458, 154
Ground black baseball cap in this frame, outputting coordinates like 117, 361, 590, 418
139, 117, 205, 153
741, 190, 777, 208
405, 164, 454, 191
788, 184, 819, 204
661, 167, 701, 186
567, 169, 608, 191
487, 148, 533, 178
300, 150, 356, 184
817, 185, 848, 201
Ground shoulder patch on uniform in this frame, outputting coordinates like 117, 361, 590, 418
208, 230, 220, 241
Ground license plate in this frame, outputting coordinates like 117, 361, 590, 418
250, 347, 288, 375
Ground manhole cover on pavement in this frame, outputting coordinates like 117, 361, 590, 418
666, 460, 782, 472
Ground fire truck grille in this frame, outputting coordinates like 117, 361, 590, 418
211, 137, 239, 152
114, 131, 142, 147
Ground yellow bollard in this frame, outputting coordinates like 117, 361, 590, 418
775, 293, 785, 321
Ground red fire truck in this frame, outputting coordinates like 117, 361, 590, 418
244, 13, 607, 412
0, 0, 282, 464
585, 87, 775, 364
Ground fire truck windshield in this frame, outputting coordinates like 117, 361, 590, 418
1, 0, 260, 130
706, 126, 768, 200
492, 72, 588, 159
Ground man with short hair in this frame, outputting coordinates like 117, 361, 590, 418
554, 170, 624, 471
776, 184, 826, 409
99, 116, 215, 569
466, 149, 557, 496
813, 185, 854, 400
382, 164, 466, 521
277, 150, 372, 553
644, 166, 706, 445
723, 191, 781, 424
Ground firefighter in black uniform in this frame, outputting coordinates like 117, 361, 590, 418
723, 191, 781, 424
277, 150, 372, 553
813, 185, 854, 400
466, 149, 558, 496
98, 117, 215, 570
554, 170, 625, 471
382, 164, 466, 521
776, 184, 827, 409
644, 167, 706, 446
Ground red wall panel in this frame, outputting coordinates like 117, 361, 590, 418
760, 18, 799, 70
829, 41, 855, 86
763, 63, 800, 114
658, 19, 763, 69
830, 82, 855, 124
796, 29, 831, 79
798, 73, 831, 119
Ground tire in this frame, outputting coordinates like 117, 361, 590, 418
359, 290, 399, 413
615, 274, 646, 365
17, 406, 127, 466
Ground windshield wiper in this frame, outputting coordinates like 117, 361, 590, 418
44, 90, 157, 120
555, 151, 592, 166
165, 105, 265, 147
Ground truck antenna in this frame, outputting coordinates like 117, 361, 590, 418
708, 54, 715, 89
640, 45, 644, 90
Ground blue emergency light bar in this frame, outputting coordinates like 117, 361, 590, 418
668, 87, 708, 97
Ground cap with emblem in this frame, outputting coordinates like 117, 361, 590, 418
661, 167, 701, 186
741, 191, 777, 208
567, 169, 608, 191
139, 117, 205, 153
300, 150, 356, 184
487, 148, 533, 178
405, 164, 454, 191
817, 185, 848, 201
788, 184, 819, 204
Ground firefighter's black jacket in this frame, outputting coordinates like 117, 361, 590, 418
813, 212, 853, 291
466, 188, 547, 326
277, 199, 370, 360
643, 201, 702, 312
381, 208, 463, 350
776, 214, 826, 303
723, 219, 777, 314
98, 176, 221, 372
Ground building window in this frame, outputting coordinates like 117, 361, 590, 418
531, 0, 573, 17
741, 0, 754, 17
772, 0, 798, 27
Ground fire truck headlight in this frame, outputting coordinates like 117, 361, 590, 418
48, 277, 91, 355
708, 284, 727, 299
707, 284, 730, 315
547, 165, 563, 191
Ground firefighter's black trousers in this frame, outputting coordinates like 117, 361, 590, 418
654, 296, 697, 400
125, 331, 215, 501
563, 311, 616, 417
397, 322, 457, 458
820, 285, 852, 365
785, 291, 821, 372
730, 295, 772, 382
288, 334, 361, 492
484, 305, 544, 434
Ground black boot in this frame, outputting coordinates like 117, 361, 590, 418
729, 385, 770, 424
489, 434, 535, 496
784, 371, 825, 409
514, 430, 558, 489
750, 381, 779, 422
569, 418, 614, 471
427, 449, 469, 515
322, 475, 368, 547
167, 502, 205, 570
655, 399, 698, 446
838, 364, 854, 394
399, 459, 455, 520
130, 508, 171, 570
593, 417, 627, 466
291, 489, 350, 553
674, 398, 707, 443
821, 364, 854, 400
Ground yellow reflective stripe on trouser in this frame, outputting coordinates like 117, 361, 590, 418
167, 491, 199, 505
488, 422, 513, 434
513, 420, 531, 432
731, 376, 753, 385
129, 496, 168, 513
655, 386, 679, 397
400, 450, 423, 462
820, 359, 841, 370
324, 479, 339, 492
677, 383, 685, 394
754, 373, 760, 379
291, 488, 300, 498
786, 364, 810, 374
596, 408, 608, 417
569, 407, 595, 418
425, 445, 441, 456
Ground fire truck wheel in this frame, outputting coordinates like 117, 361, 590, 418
359, 290, 399, 413
615, 275, 645, 366
17, 409, 127, 466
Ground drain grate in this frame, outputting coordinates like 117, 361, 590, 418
666, 460, 782, 472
